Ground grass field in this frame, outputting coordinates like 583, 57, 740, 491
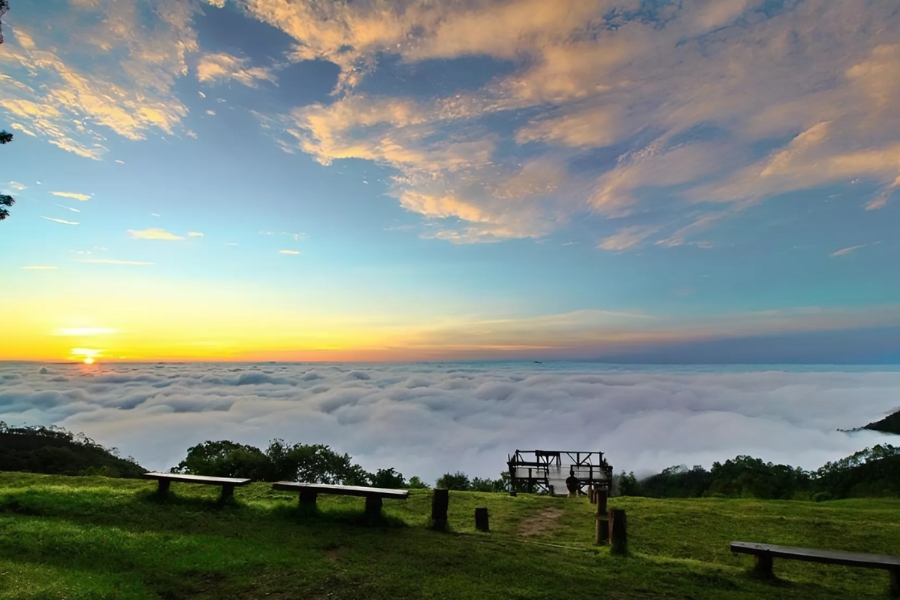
1, 473, 899, 598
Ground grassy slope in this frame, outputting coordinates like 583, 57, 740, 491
1, 473, 899, 599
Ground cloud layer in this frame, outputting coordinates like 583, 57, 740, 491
2, 362, 897, 482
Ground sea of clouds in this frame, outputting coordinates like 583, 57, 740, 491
1, 362, 899, 483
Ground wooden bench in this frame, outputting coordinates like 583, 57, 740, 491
271, 482, 409, 517
731, 541, 900, 596
142, 472, 251, 503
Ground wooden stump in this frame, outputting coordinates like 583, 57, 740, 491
299, 490, 318, 507
157, 479, 171, 500
594, 488, 609, 545
609, 508, 627, 555
475, 507, 489, 532
432, 488, 449, 530
365, 495, 383, 518
889, 568, 899, 598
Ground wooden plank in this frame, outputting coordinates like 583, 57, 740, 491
731, 542, 900, 570
271, 482, 409, 499
142, 472, 252, 486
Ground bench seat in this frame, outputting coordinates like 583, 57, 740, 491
272, 482, 408, 516
142, 472, 251, 502
731, 541, 900, 596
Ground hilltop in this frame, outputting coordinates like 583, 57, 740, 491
2, 472, 900, 598
864, 408, 900, 435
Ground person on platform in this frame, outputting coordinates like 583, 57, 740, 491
565, 467, 579, 497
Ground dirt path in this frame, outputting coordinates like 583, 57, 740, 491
518, 507, 565, 537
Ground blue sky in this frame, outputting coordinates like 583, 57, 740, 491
0, 0, 898, 362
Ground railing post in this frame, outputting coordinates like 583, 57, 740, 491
610, 508, 627, 555
475, 507, 489, 532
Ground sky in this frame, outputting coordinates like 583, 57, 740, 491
1, 0, 899, 363
3, 362, 899, 479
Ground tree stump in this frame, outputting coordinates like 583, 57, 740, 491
609, 508, 627, 555
475, 507, 489, 532
432, 488, 449, 530
157, 479, 171, 500
594, 488, 609, 545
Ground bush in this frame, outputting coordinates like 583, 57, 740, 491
436, 471, 471, 490
407, 476, 430, 489
370, 468, 406, 489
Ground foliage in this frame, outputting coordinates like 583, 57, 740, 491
406, 475, 430, 489
0, 422, 144, 478
630, 446, 900, 500
616, 471, 640, 496
171, 440, 269, 480
864, 409, 900, 435
435, 471, 470, 490
0, 130, 12, 221
369, 468, 406, 489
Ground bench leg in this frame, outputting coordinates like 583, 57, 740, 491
157, 479, 171, 500
365, 496, 383, 518
890, 568, 899, 598
219, 484, 235, 504
299, 490, 318, 507
754, 553, 774, 578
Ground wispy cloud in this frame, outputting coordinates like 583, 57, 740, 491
21, 265, 58, 270
279, 250, 301, 255
196, 52, 275, 88
76, 259, 154, 266
831, 244, 868, 257
55, 204, 81, 213
9, 181, 26, 191
188, 232, 204, 237
597, 226, 659, 251
51, 191, 91, 201
127, 228, 184, 241
42, 216, 79, 225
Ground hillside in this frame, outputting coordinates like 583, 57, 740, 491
865, 408, 900, 435
3, 473, 900, 598
0, 424, 144, 478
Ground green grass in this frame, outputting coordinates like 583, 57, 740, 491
1, 473, 899, 598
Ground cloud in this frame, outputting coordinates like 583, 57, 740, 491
21, 266, 58, 270
196, 52, 275, 87
76, 259, 154, 265
188, 232, 204, 237
831, 245, 868, 257
597, 226, 659, 251
55, 204, 81, 213
1, 362, 898, 483
278, 250, 301, 255
245, 0, 900, 246
0, 0, 199, 158
127, 228, 185, 241
9, 181, 26, 191
42, 216, 79, 225
51, 191, 91, 201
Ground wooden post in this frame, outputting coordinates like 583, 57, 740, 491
475, 507, 489, 532
157, 479, 171, 500
299, 490, 318, 507
365, 495, 383, 518
609, 508, 627, 555
889, 568, 899, 598
594, 488, 609, 545
219, 484, 235, 503
432, 488, 449, 530
754, 553, 774, 577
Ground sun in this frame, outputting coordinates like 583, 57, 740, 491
83, 357, 95, 365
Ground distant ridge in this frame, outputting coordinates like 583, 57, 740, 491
864, 409, 900, 435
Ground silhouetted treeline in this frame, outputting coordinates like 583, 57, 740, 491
864, 410, 900, 435
173, 439, 432, 489
616, 445, 900, 500
435, 470, 510, 492
0, 423, 144, 478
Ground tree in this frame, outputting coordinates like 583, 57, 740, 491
0, 1, 9, 45
0, 130, 12, 221
172, 440, 269, 480
370, 467, 406, 489
406, 475, 430, 489
436, 471, 471, 490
